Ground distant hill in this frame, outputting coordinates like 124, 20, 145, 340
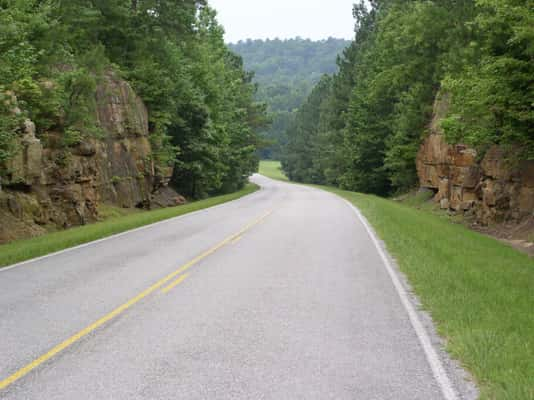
229, 38, 350, 159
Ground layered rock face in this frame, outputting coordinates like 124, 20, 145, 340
417, 95, 534, 225
0, 73, 184, 243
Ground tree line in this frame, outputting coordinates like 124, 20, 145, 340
281, 0, 533, 195
0, 0, 267, 198
229, 38, 350, 159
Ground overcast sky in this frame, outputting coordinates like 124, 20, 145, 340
208, 0, 356, 43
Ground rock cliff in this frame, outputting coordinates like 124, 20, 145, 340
0, 73, 184, 243
417, 94, 534, 225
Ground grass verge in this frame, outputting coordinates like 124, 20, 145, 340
0, 183, 259, 269
258, 160, 289, 181
260, 161, 534, 400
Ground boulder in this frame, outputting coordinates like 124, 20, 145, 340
481, 146, 513, 180
450, 186, 463, 211
96, 72, 149, 138
519, 187, 534, 214
151, 186, 187, 209
0, 72, 182, 244
435, 178, 450, 201
450, 166, 480, 189
72, 141, 97, 157
520, 161, 534, 188
5, 118, 43, 186
416, 93, 534, 225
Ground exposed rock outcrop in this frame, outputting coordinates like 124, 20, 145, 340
0, 73, 183, 243
417, 94, 534, 225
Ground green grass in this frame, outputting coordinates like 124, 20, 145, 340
397, 189, 435, 209
0, 183, 259, 269
258, 160, 289, 181
260, 161, 534, 400
97, 203, 141, 220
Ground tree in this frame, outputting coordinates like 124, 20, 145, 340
0, 0, 266, 198
281, 0, 531, 196
442, 0, 534, 158
230, 38, 350, 159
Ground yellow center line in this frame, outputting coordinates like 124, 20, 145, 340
231, 235, 243, 244
0, 209, 273, 391
161, 273, 189, 294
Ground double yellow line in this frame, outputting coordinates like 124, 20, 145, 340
0, 209, 273, 391
161, 272, 190, 294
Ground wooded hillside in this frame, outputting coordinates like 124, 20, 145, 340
230, 38, 350, 159
282, 0, 533, 197
0, 0, 267, 199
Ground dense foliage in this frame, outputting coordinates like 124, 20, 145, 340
282, 0, 534, 195
0, 0, 267, 198
230, 38, 350, 159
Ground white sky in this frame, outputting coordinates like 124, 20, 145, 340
208, 0, 356, 43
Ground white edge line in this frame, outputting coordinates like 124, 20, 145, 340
21, 169, 456, 399
258, 173, 459, 399
343, 199, 458, 400
0, 185, 263, 273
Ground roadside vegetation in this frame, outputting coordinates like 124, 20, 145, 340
259, 161, 534, 400
230, 38, 349, 160
0, 183, 258, 269
0, 1, 267, 198
257, 160, 289, 182
281, 0, 533, 195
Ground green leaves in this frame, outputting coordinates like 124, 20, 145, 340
230, 38, 351, 159
282, 0, 533, 195
442, 0, 534, 159
282, 75, 333, 184
0, 0, 265, 195
0, 90, 22, 166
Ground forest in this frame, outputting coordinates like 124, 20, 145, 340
0, 0, 267, 198
230, 38, 349, 159
282, 0, 534, 195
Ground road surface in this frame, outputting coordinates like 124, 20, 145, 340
0, 175, 467, 399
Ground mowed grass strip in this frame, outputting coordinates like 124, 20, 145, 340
259, 161, 534, 400
258, 160, 289, 181
0, 183, 259, 269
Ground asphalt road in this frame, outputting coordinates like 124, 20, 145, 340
0, 175, 469, 399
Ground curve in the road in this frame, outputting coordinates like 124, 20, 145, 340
0, 175, 475, 399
